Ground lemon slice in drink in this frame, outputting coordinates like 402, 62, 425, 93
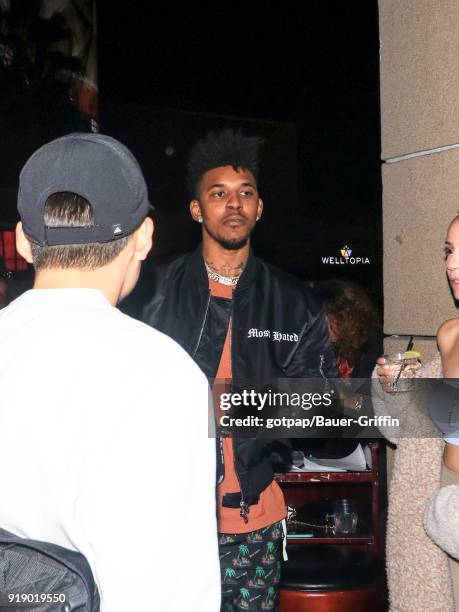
402, 350, 421, 359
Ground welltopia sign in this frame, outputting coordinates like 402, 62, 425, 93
321, 245, 371, 265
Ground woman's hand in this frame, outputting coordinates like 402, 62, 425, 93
375, 355, 421, 387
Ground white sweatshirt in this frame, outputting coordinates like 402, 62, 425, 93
0, 288, 220, 612
425, 484, 459, 561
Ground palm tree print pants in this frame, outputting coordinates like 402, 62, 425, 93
219, 520, 283, 611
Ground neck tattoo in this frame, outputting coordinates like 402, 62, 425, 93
205, 260, 246, 286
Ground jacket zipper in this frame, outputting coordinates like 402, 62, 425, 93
319, 353, 330, 393
194, 291, 224, 487
192, 291, 211, 357
319, 354, 325, 378
228, 296, 249, 524
217, 437, 225, 485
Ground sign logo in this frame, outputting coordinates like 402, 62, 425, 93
340, 245, 352, 258
321, 244, 370, 266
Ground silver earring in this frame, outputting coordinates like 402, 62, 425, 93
198, 216, 203, 223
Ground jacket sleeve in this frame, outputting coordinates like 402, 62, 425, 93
119, 257, 166, 323
425, 484, 459, 561
139, 259, 169, 327
287, 295, 337, 378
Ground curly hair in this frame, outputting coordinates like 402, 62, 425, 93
186, 129, 263, 198
316, 279, 379, 366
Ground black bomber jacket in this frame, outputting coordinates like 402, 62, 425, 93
141, 245, 337, 523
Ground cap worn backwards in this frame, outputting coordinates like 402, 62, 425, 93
18, 133, 152, 247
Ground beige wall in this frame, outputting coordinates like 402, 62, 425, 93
383, 336, 438, 365
380, 0, 459, 159
382, 150, 459, 335
380, 0, 459, 341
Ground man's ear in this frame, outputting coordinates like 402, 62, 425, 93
15, 222, 34, 264
256, 198, 263, 221
189, 200, 202, 223
133, 217, 154, 261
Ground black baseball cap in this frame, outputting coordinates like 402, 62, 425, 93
18, 133, 153, 246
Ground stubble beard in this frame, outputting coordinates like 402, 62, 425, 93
216, 236, 249, 250
204, 224, 254, 251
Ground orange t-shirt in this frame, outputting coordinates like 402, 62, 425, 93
209, 278, 287, 534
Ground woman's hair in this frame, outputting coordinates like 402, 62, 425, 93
316, 279, 379, 366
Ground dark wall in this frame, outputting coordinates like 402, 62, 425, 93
99, 102, 299, 265
0, 2, 382, 304
97, 1, 382, 293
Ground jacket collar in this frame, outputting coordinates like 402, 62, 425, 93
187, 243, 257, 290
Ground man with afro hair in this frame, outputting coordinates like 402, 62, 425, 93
142, 128, 336, 611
